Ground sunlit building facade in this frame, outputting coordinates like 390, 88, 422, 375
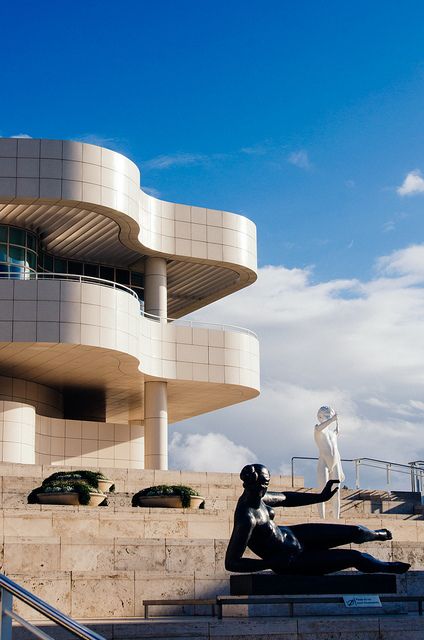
0, 138, 259, 469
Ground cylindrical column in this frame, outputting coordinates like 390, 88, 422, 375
0, 401, 36, 464
144, 256, 167, 318
144, 381, 168, 469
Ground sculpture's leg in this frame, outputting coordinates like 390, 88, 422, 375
317, 459, 328, 519
329, 468, 341, 519
286, 549, 410, 575
288, 523, 392, 550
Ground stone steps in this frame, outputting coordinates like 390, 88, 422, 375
11, 614, 424, 640
3, 488, 422, 520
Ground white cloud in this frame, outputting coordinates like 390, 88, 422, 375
376, 244, 424, 282
142, 185, 161, 198
143, 149, 234, 170
10, 133, 32, 138
382, 221, 396, 233
397, 169, 424, 196
240, 142, 270, 156
288, 150, 311, 170
173, 244, 424, 489
143, 152, 209, 170
74, 134, 127, 153
169, 432, 256, 472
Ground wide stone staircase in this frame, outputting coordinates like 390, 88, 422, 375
1, 462, 424, 639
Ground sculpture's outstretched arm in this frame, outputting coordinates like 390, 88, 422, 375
225, 513, 269, 572
264, 480, 340, 508
315, 414, 338, 433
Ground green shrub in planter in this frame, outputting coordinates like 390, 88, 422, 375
132, 484, 205, 508
27, 470, 113, 505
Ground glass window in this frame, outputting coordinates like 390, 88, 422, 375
132, 287, 144, 301
84, 263, 99, 278
9, 228, 26, 246
54, 257, 67, 273
9, 265, 25, 279
0, 244, 7, 262
100, 266, 114, 281
130, 271, 144, 287
0, 227, 8, 243
26, 250, 37, 270
116, 269, 130, 285
9, 246, 26, 264
43, 254, 54, 272
27, 234, 37, 252
68, 261, 83, 275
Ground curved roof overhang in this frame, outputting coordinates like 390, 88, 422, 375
0, 138, 258, 317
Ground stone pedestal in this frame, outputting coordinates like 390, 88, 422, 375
230, 572, 397, 595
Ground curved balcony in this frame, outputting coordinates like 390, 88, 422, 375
0, 274, 260, 424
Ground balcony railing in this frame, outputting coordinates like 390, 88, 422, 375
0, 270, 140, 300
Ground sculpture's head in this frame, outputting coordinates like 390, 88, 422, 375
240, 463, 270, 497
317, 405, 335, 424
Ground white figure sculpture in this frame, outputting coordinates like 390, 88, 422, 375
314, 406, 345, 519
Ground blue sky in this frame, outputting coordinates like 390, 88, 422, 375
2, 0, 424, 281
2, 1, 424, 482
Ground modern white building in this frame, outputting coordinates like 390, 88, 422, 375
0, 138, 259, 470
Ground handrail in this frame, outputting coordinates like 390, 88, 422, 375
291, 455, 424, 492
0, 270, 140, 301
142, 310, 258, 338
0, 573, 105, 640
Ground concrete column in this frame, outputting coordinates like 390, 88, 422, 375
0, 401, 35, 464
144, 381, 168, 469
144, 256, 167, 318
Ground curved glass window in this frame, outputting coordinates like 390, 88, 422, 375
0, 224, 145, 301
0, 225, 38, 279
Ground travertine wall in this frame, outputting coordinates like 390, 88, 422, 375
35, 417, 144, 468
0, 376, 62, 418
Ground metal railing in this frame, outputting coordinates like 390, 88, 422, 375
409, 461, 424, 493
0, 573, 105, 640
142, 310, 258, 338
291, 456, 424, 493
0, 270, 140, 301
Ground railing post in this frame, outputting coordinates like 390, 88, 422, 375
410, 466, 416, 492
386, 464, 391, 495
291, 458, 295, 487
0, 587, 13, 640
355, 460, 360, 490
